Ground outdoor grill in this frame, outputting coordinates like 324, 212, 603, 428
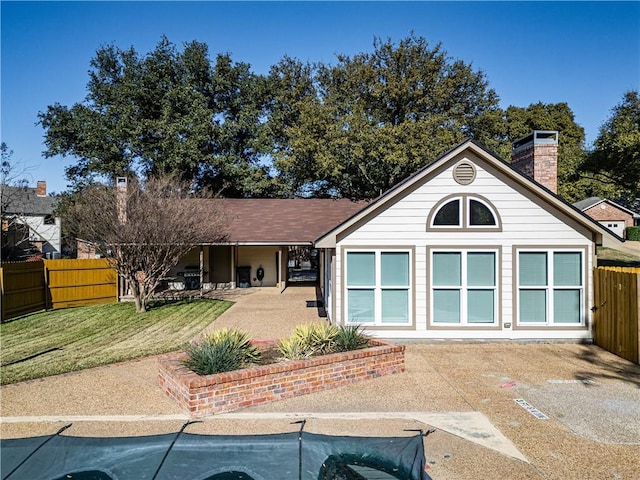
182, 271, 200, 290
236, 266, 251, 288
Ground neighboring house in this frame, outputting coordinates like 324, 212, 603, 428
76, 238, 100, 259
1, 181, 62, 260
147, 130, 622, 342
573, 197, 640, 238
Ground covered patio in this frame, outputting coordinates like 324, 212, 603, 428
138, 198, 366, 298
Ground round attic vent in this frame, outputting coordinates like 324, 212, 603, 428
453, 161, 476, 185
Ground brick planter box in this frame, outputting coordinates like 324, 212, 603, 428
158, 339, 405, 417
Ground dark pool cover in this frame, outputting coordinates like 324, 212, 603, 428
0, 425, 431, 480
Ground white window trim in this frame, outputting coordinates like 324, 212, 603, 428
430, 249, 498, 326
345, 249, 412, 326
516, 249, 585, 326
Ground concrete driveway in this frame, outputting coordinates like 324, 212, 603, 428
2, 286, 639, 479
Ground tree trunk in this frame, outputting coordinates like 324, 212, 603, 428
129, 276, 147, 313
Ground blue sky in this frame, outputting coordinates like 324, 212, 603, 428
2, 1, 639, 194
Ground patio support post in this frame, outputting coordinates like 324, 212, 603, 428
232, 245, 237, 288
199, 246, 204, 298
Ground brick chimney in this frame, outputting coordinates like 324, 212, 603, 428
116, 177, 128, 223
511, 131, 558, 194
36, 181, 46, 197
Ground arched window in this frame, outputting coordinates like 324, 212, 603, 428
469, 199, 496, 226
433, 199, 460, 226
428, 195, 501, 231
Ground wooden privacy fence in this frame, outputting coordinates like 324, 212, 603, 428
0, 261, 47, 320
593, 267, 640, 364
45, 259, 118, 310
0, 259, 118, 321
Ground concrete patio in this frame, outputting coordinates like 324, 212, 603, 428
1, 286, 639, 479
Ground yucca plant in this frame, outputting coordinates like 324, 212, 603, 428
333, 325, 370, 352
306, 322, 340, 355
278, 322, 370, 360
276, 336, 316, 360
182, 328, 260, 375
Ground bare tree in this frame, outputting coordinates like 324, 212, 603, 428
67, 176, 227, 312
1, 142, 37, 260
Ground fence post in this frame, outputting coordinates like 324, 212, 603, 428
637, 272, 640, 364
44, 262, 50, 310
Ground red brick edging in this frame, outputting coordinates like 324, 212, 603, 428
158, 340, 405, 417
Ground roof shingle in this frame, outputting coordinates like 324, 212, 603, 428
1, 185, 57, 216
197, 198, 368, 244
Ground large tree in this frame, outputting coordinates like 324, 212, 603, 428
581, 90, 640, 198
66, 176, 227, 312
270, 35, 504, 199
38, 37, 276, 196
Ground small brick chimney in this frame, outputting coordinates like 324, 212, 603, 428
116, 177, 128, 224
511, 131, 558, 194
36, 181, 46, 197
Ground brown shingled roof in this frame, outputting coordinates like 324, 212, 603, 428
196, 198, 368, 244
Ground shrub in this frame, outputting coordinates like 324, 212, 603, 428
276, 336, 315, 360
305, 322, 340, 355
278, 323, 369, 359
333, 325, 370, 352
182, 328, 260, 375
626, 226, 640, 241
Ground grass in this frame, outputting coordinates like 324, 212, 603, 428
597, 246, 640, 267
0, 299, 233, 385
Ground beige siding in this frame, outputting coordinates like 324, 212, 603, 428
237, 246, 280, 287
209, 246, 232, 283
167, 248, 207, 281
335, 155, 594, 340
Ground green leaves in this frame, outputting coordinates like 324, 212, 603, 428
276, 323, 370, 360
38, 34, 636, 201
582, 91, 640, 197
271, 34, 502, 199
183, 328, 261, 375
38, 37, 276, 197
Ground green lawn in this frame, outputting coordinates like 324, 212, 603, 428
597, 246, 640, 267
0, 299, 233, 385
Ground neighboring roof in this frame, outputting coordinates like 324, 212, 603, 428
1, 185, 57, 216
316, 139, 624, 248
573, 197, 640, 219
198, 198, 368, 244
573, 196, 602, 211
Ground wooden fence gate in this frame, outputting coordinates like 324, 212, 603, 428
593, 267, 640, 364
